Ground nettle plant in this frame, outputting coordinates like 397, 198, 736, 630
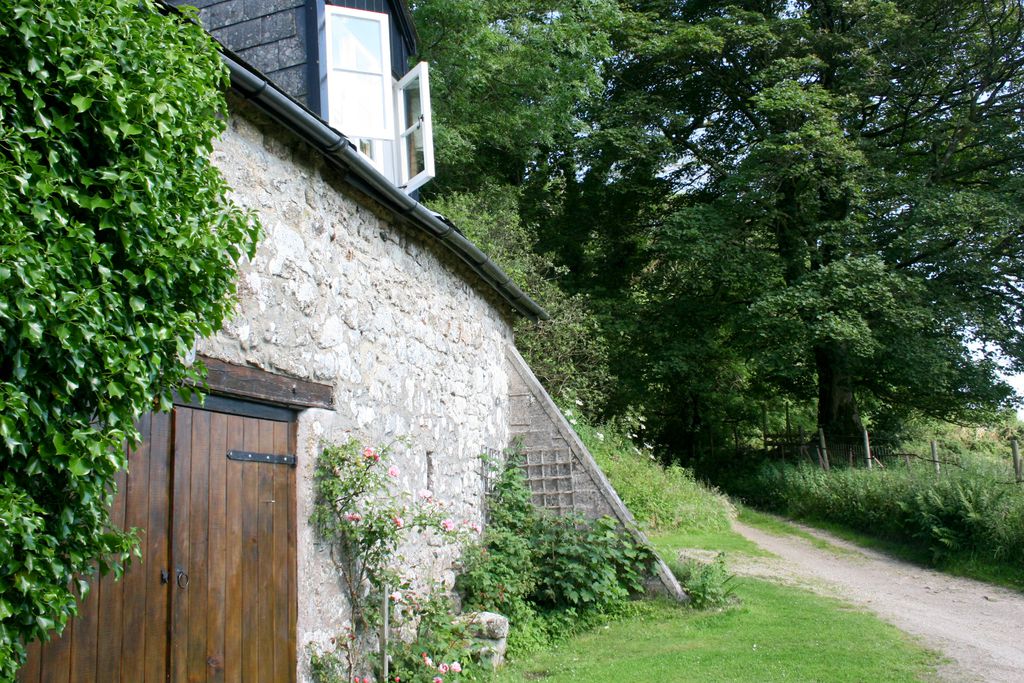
310, 439, 480, 683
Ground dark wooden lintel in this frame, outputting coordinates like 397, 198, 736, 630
196, 355, 334, 410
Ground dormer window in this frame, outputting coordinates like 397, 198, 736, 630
324, 5, 435, 193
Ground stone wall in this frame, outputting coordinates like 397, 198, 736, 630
197, 97, 516, 680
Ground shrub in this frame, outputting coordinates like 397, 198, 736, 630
310, 440, 468, 680
0, 1, 258, 675
672, 553, 735, 610
456, 456, 654, 656
386, 593, 478, 683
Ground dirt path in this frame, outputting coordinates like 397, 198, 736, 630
722, 520, 1024, 682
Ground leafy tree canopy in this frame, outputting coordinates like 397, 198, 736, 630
562, 0, 1024, 444
412, 0, 622, 193
0, 1, 258, 675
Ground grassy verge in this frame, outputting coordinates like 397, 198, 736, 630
484, 413, 939, 681
491, 532, 939, 683
649, 527, 768, 559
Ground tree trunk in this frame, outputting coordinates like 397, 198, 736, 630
815, 343, 863, 436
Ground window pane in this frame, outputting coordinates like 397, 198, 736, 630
331, 15, 383, 73
404, 126, 425, 178
403, 85, 422, 130
330, 72, 387, 138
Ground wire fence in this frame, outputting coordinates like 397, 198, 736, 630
763, 431, 1023, 483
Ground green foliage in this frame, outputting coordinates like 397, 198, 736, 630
311, 592, 478, 683
456, 456, 654, 656
671, 553, 735, 611
726, 462, 1024, 574
387, 593, 478, 682
311, 439, 465, 679
571, 409, 734, 532
0, 1, 258, 675
312, 441, 451, 595
412, 0, 621, 193
520, 0, 1024, 449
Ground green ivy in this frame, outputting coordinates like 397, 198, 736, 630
0, 1, 259, 676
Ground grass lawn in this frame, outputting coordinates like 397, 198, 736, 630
648, 526, 769, 559
490, 526, 940, 683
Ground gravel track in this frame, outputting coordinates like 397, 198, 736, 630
712, 520, 1024, 682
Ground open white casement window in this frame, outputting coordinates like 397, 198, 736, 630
395, 62, 435, 192
325, 6, 393, 142
323, 5, 435, 193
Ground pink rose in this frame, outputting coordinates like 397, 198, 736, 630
345, 513, 362, 522
363, 447, 380, 462
388, 465, 400, 478
450, 662, 462, 673
393, 516, 404, 529
433, 678, 443, 683
440, 518, 455, 532
418, 488, 433, 500
438, 663, 449, 674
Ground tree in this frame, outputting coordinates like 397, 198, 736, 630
572, 0, 1024, 440
412, 0, 623, 414
0, 1, 257, 675
411, 0, 621, 194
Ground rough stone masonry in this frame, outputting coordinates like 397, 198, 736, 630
198, 97, 516, 676
197, 94, 683, 681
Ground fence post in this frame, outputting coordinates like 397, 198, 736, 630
904, 452, 911, 469
931, 440, 940, 476
863, 428, 872, 469
1013, 438, 1022, 484
818, 428, 830, 471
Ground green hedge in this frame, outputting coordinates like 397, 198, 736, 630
0, 1, 258, 676
728, 463, 1024, 568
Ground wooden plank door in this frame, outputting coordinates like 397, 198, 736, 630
17, 401, 297, 683
17, 411, 174, 683
168, 403, 296, 683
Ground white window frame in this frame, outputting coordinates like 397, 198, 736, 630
323, 5, 394, 142
395, 62, 435, 193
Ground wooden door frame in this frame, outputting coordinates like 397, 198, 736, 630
194, 356, 334, 410
170, 359, 332, 683
18, 360, 332, 683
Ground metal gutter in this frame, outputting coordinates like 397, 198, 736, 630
221, 50, 549, 322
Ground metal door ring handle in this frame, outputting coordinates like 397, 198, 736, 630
177, 569, 189, 589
